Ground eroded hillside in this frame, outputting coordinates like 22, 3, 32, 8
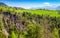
0, 9, 60, 38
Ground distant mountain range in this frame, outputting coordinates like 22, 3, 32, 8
0, 2, 7, 6
56, 6, 60, 10
0, 2, 60, 10
0, 2, 25, 10
14, 7, 26, 10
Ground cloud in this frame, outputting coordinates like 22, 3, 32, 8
43, 2, 50, 5
43, 2, 52, 6
36, 2, 57, 10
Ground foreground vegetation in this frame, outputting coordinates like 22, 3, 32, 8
0, 6, 60, 38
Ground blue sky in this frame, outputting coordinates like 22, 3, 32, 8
0, 0, 60, 9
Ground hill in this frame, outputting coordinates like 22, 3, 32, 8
0, 2, 7, 6
0, 3, 60, 38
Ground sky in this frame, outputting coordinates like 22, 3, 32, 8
0, 0, 60, 9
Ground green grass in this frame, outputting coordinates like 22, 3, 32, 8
0, 6, 60, 17
16, 9, 59, 17
0, 6, 60, 38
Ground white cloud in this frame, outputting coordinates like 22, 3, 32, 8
43, 2, 50, 5
43, 2, 52, 6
